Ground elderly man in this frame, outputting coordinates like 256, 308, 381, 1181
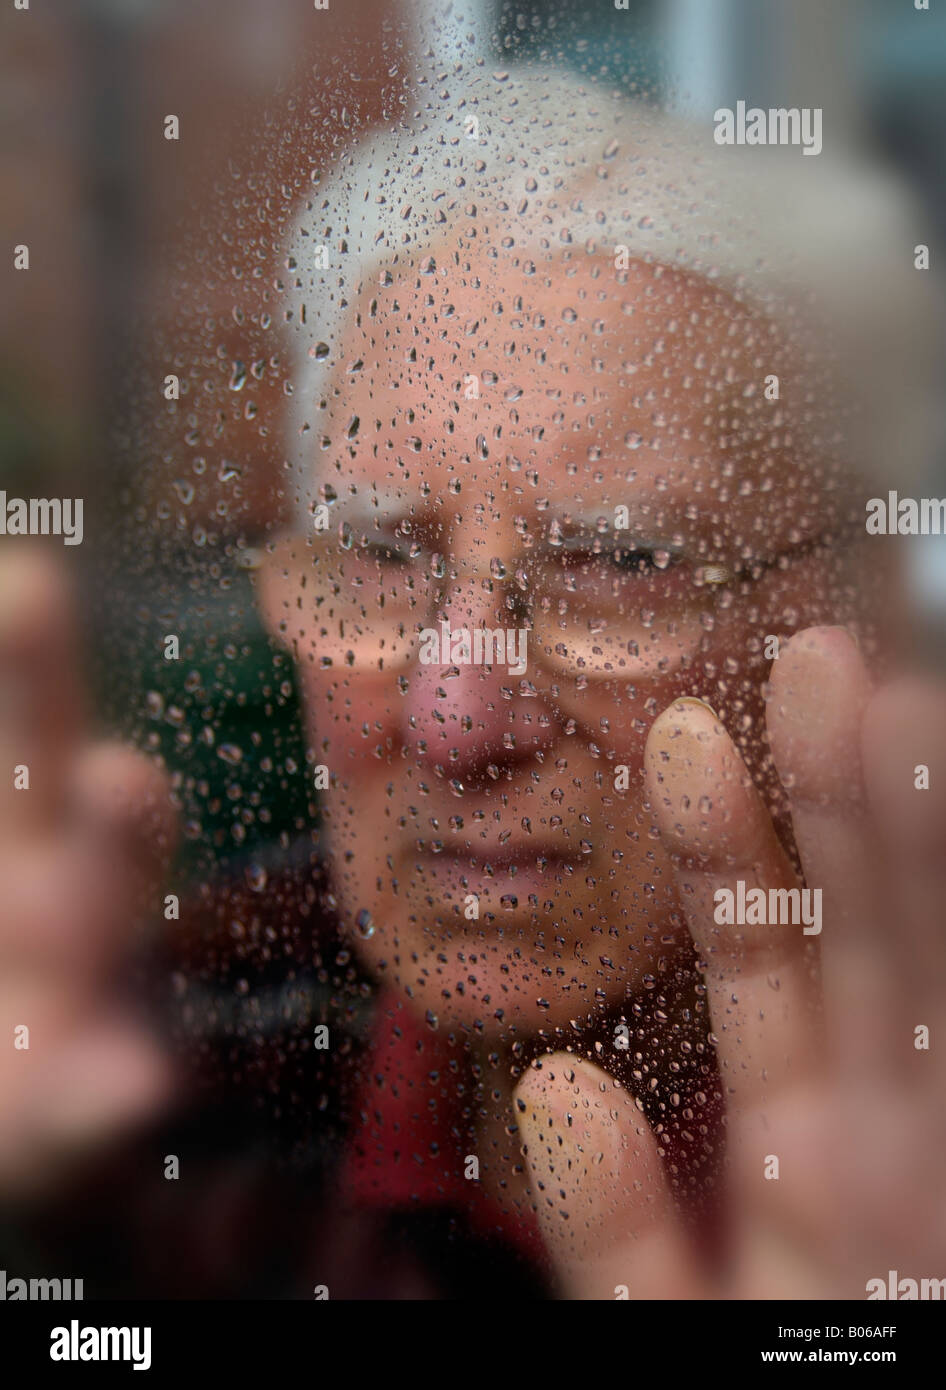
3, 67, 944, 1301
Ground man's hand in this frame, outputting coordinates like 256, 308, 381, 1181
0, 548, 176, 1193
516, 626, 946, 1298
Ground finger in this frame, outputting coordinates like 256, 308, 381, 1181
765, 626, 891, 1076
27, 1010, 172, 1156
0, 546, 82, 830
0, 840, 135, 976
0, 979, 172, 1193
0, 746, 177, 975
72, 741, 178, 883
861, 677, 946, 1061
516, 1054, 699, 1299
644, 698, 821, 1115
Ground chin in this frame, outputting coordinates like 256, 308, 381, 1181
345, 888, 669, 1041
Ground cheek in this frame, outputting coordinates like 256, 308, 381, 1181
707, 546, 875, 676
690, 546, 878, 849
297, 667, 400, 761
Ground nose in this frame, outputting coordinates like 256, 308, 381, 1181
401, 570, 556, 779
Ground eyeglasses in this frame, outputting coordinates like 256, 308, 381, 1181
254, 524, 828, 681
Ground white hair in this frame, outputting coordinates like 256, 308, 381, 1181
279, 63, 940, 524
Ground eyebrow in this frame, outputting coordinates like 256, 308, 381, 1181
550, 507, 668, 527
318, 496, 688, 533
543, 502, 690, 535
306, 489, 416, 530
555, 531, 686, 553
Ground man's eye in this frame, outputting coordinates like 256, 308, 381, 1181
561, 545, 678, 574
608, 546, 677, 574
362, 540, 410, 566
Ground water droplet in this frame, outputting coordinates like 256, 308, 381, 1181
244, 862, 267, 892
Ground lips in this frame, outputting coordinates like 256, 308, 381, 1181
413, 843, 584, 874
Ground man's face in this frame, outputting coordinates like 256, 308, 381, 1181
261, 254, 873, 1038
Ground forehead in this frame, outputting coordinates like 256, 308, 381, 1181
309, 254, 841, 543
337, 256, 773, 424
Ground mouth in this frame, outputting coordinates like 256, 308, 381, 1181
412, 842, 586, 880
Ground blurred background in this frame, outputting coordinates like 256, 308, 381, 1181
1, 0, 944, 1294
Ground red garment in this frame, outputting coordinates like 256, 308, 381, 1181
342, 990, 546, 1267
